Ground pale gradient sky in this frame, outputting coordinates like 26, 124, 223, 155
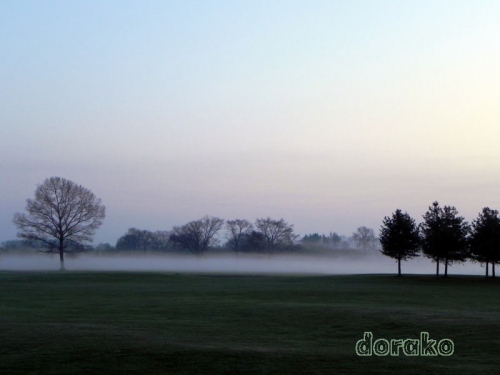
1, 0, 500, 244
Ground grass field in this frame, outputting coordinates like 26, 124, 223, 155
0, 271, 499, 375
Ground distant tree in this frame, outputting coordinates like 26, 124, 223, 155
94, 243, 114, 253
254, 217, 300, 253
352, 227, 378, 252
323, 232, 342, 249
379, 209, 421, 276
151, 230, 171, 251
13, 177, 105, 270
340, 235, 352, 249
470, 207, 500, 278
302, 233, 322, 243
0, 240, 37, 254
170, 216, 224, 255
225, 219, 253, 253
420, 202, 469, 277
116, 228, 150, 251
238, 231, 267, 253
116, 228, 172, 252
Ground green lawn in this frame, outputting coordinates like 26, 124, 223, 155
0, 272, 498, 374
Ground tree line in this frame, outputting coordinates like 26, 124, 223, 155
9, 177, 500, 277
112, 224, 381, 254
114, 216, 300, 255
8, 177, 302, 268
3, 222, 382, 256
6, 176, 377, 260
380, 202, 500, 278
302, 227, 380, 252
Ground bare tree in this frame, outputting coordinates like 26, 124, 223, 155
13, 177, 105, 270
225, 219, 253, 253
254, 217, 299, 253
169, 216, 224, 255
352, 227, 378, 252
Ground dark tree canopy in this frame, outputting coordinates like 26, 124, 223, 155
13, 177, 105, 270
379, 209, 421, 276
169, 216, 224, 255
115, 228, 171, 252
470, 207, 500, 278
302, 233, 322, 243
241, 230, 267, 252
420, 202, 469, 277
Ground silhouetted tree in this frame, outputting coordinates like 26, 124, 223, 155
170, 216, 224, 255
420, 202, 469, 277
13, 177, 105, 270
225, 219, 253, 253
470, 207, 500, 278
379, 209, 421, 276
254, 217, 299, 253
352, 227, 378, 252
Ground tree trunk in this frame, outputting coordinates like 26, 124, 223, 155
59, 238, 65, 271
493, 263, 496, 278
486, 262, 489, 278
436, 258, 440, 277
398, 258, 401, 277
444, 259, 448, 278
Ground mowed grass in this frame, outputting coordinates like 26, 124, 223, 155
0, 272, 499, 375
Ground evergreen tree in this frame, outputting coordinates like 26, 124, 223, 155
470, 207, 500, 278
379, 209, 421, 276
420, 202, 469, 277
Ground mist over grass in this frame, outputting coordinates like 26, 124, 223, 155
0, 251, 487, 275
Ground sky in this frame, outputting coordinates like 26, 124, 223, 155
1, 0, 500, 245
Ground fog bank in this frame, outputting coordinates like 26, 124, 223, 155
0, 253, 488, 276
